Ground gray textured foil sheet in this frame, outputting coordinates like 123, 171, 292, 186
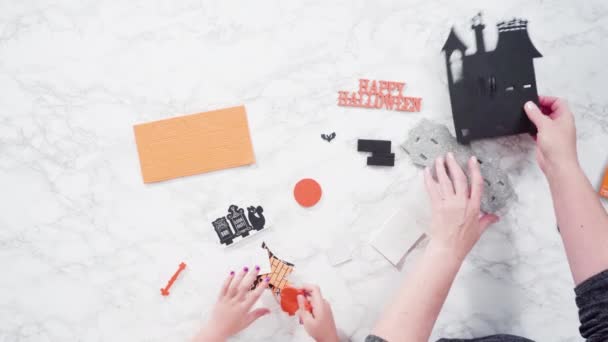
401, 119, 515, 213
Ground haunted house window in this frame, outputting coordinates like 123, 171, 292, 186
449, 50, 463, 82
478, 77, 486, 95
489, 76, 496, 94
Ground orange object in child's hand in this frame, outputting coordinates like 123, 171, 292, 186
600, 168, 608, 199
280, 287, 312, 316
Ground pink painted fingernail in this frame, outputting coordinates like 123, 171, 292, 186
230, 271, 235, 276
243, 267, 249, 272
255, 265, 260, 271
265, 277, 270, 282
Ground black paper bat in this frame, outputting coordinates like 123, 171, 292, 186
321, 132, 336, 142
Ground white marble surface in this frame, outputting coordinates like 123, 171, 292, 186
1, 1, 607, 341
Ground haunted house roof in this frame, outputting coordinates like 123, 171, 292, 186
441, 27, 468, 53
494, 19, 542, 58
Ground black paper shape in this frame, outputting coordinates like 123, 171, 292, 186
367, 153, 395, 166
357, 139, 391, 153
442, 13, 542, 144
358, 139, 395, 167
247, 206, 266, 230
321, 132, 336, 142
227, 204, 252, 238
212, 217, 235, 245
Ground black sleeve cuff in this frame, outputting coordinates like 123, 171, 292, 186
574, 269, 608, 341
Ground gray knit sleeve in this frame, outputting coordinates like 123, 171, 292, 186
575, 269, 608, 341
365, 269, 608, 342
367, 334, 532, 342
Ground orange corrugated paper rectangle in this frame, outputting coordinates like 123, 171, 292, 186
601, 168, 608, 199
133, 106, 255, 183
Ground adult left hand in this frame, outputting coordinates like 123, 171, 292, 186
424, 153, 499, 262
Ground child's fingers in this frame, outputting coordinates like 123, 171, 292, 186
227, 266, 249, 298
218, 270, 236, 299
297, 295, 314, 323
301, 284, 323, 311
237, 265, 260, 299
244, 308, 270, 327
244, 276, 269, 307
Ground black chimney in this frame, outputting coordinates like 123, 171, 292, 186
471, 12, 486, 53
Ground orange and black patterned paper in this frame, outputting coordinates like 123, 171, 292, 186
252, 242, 295, 296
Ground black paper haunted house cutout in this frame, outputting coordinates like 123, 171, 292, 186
442, 13, 542, 144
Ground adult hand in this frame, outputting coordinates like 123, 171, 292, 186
297, 284, 339, 342
524, 96, 578, 175
424, 153, 499, 262
194, 266, 270, 342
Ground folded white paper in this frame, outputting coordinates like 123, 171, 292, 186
370, 172, 432, 266
370, 209, 426, 265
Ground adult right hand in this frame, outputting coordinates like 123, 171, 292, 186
524, 96, 579, 176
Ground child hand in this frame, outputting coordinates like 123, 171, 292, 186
194, 266, 270, 342
297, 284, 339, 342
524, 96, 579, 175
424, 154, 499, 262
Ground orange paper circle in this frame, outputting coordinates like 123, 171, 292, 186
294, 178, 322, 207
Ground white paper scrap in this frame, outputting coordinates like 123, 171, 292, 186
370, 208, 426, 266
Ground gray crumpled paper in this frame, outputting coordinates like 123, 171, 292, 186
401, 119, 516, 213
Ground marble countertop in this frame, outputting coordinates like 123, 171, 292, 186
2, 1, 607, 341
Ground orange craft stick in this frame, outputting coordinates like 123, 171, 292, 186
280, 286, 312, 316
161, 262, 187, 296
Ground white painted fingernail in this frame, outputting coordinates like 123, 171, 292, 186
525, 101, 535, 110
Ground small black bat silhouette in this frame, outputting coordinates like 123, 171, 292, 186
321, 132, 336, 142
